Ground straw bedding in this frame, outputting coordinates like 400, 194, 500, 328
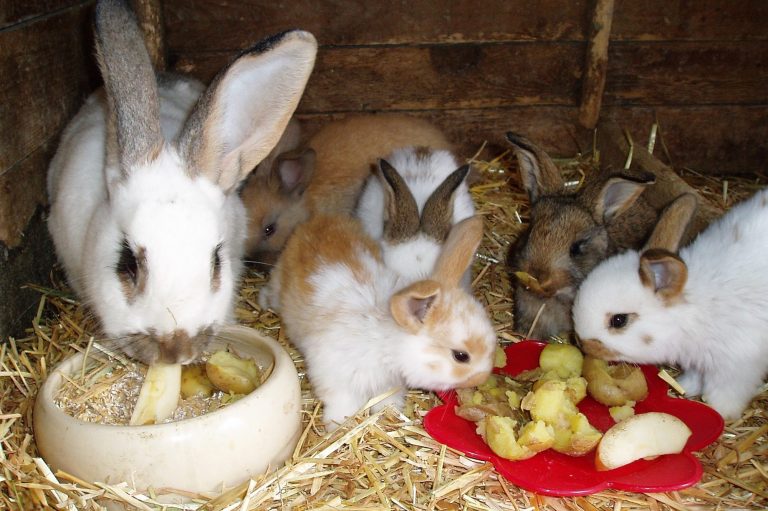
1, 138, 766, 510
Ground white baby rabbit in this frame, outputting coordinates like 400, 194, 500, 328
240, 114, 452, 264
261, 214, 496, 429
46, 0, 316, 364
356, 147, 475, 284
573, 188, 768, 419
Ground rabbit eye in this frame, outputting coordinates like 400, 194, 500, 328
117, 239, 139, 284
264, 223, 276, 238
452, 350, 470, 363
569, 239, 588, 257
609, 313, 629, 329
211, 243, 223, 290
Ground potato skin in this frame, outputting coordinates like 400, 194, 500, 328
206, 351, 262, 394
582, 356, 648, 407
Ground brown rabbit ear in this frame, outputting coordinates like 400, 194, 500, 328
267, 148, 316, 196
94, 0, 163, 177
431, 215, 484, 287
378, 159, 421, 242
638, 248, 688, 302
643, 193, 698, 252
506, 132, 565, 202
420, 164, 471, 242
390, 280, 441, 333
593, 174, 655, 223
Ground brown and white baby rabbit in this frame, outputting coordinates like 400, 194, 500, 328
240, 114, 452, 264
574, 188, 768, 420
260, 214, 496, 430
507, 132, 671, 340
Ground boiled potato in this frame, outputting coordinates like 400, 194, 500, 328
539, 343, 584, 379
455, 374, 528, 423
206, 350, 262, 394
596, 412, 692, 470
609, 402, 636, 422
180, 364, 215, 399
583, 356, 648, 407
479, 416, 554, 461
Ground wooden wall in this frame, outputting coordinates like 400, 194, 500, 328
164, 0, 768, 175
0, 1, 98, 337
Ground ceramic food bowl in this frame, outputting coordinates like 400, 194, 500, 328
34, 325, 302, 498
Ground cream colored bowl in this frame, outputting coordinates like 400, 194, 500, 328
34, 325, 301, 497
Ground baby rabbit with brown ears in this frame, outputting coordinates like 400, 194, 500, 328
506, 132, 698, 340
574, 188, 768, 420
260, 214, 496, 430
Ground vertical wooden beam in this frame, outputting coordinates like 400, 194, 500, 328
132, 0, 167, 71
578, 0, 614, 129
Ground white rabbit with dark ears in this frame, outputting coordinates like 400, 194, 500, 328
47, 0, 316, 364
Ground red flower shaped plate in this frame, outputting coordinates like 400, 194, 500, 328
424, 341, 724, 496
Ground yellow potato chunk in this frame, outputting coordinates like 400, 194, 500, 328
539, 343, 584, 379
583, 356, 648, 407
480, 416, 554, 461
206, 350, 262, 394
180, 364, 215, 399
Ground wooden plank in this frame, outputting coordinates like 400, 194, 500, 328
0, 1, 89, 28
603, 41, 768, 106
162, 0, 767, 53
297, 105, 767, 176
0, 141, 52, 247
163, 0, 589, 52
0, 4, 97, 173
174, 43, 584, 110
579, 0, 615, 128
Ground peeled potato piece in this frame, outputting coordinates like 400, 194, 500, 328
180, 364, 215, 399
539, 343, 584, 379
479, 415, 554, 461
206, 350, 261, 394
583, 356, 648, 407
130, 363, 182, 426
596, 412, 692, 470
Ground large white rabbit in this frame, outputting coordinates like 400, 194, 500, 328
573, 188, 768, 419
47, 0, 316, 364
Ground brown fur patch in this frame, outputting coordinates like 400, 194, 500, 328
581, 339, 622, 360
642, 334, 653, 345
639, 248, 687, 303
420, 165, 470, 242
153, 329, 199, 364
118, 246, 147, 303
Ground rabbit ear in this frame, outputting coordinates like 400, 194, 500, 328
267, 148, 316, 196
94, 0, 163, 176
643, 193, 698, 252
638, 248, 688, 302
594, 174, 655, 223
506, 132, 564, 202
378, 159, 421, 242
420, 164, 471, 241
179, 30, 317, 194
390, 280, 441, 333
431, 215, 483, 286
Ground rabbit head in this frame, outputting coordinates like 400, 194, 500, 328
506, 132, 656, 339
389, 216, 497, 391
573, 193, 699, 364
67, 0, 316, 364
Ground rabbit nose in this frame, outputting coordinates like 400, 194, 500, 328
157, 329, 197, 364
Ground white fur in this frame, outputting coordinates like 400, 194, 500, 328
573, 188, 768, 419
356, 147, 475, 282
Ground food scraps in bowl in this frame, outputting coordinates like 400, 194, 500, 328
55, 346, 272, 425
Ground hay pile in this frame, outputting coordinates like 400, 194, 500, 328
1, 142, 767, 510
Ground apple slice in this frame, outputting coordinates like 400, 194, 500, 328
596, 412, 692, 470
129, 363, 182, 425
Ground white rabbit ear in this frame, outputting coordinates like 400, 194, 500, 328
431, 215, 484, 287
506, 132, 564, 202
390, 280, 441, 333
420, 164, 470, 241
643, 193, 698, 252
94, 0, 163, 175
267, 148, 316, 196
594, 174, 655, 223
638, 248, 688, 302
377, 159, 421, 242
179, 30, 317, 193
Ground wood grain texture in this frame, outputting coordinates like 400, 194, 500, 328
0, 0, 90, 28
579, 0, 614, 128
0, 4, 97, 174
163, 0, 589, 52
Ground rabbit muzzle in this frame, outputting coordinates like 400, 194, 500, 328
580, 338, 622, 361
122, 327, 215, 365
458, 370, 492, 389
